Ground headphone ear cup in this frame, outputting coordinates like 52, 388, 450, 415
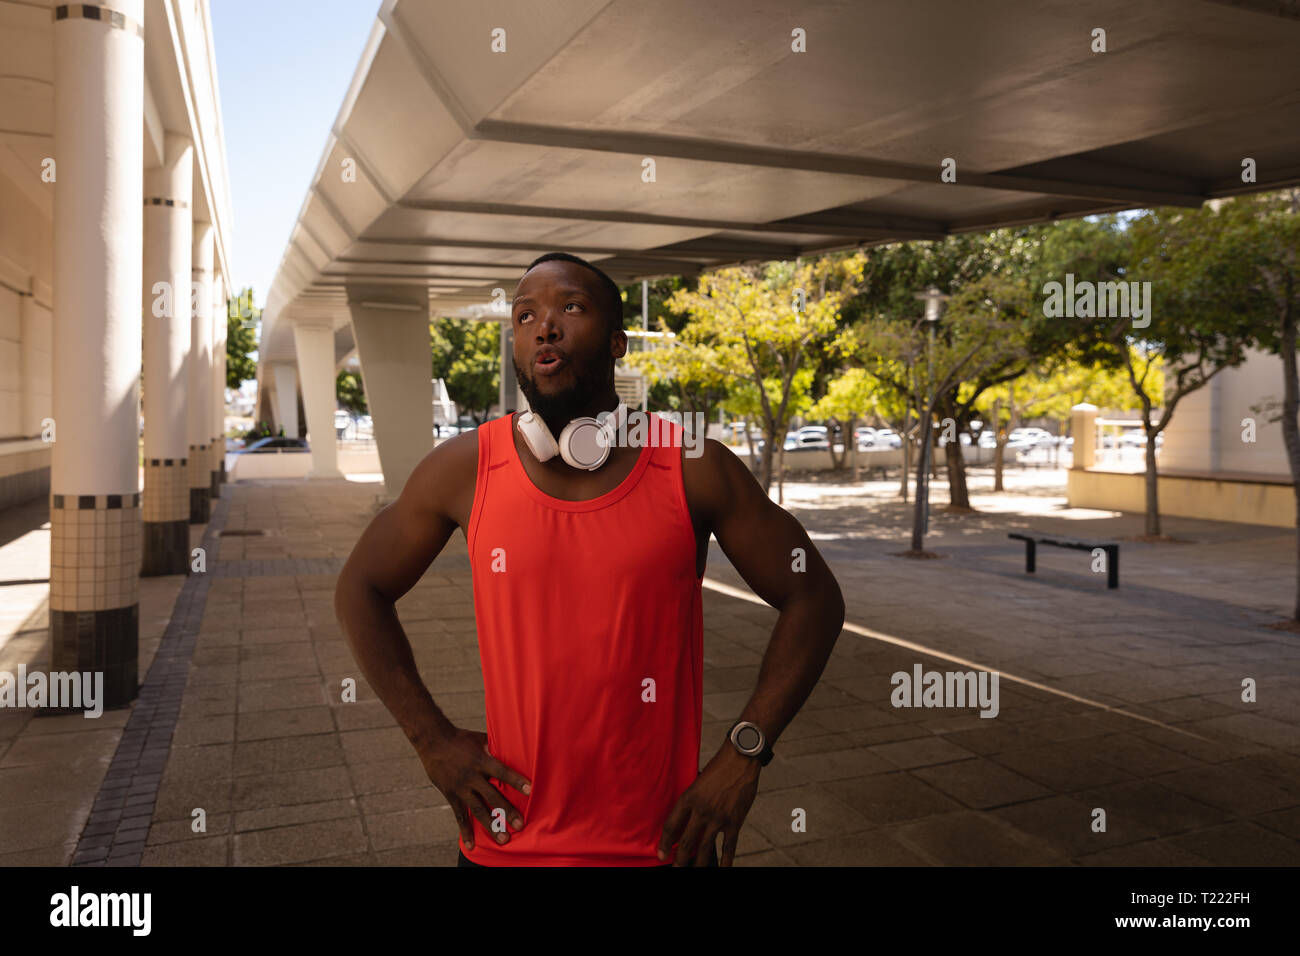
517, 411, 559, 462
558, 417, 612, 471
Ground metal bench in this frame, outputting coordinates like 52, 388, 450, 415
1007, 532, 1119, 589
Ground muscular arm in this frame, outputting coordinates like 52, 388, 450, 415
333, 432, 474, 751
662, 438, 845, 865
334, 431, 531, 848
686, 438, 846, 750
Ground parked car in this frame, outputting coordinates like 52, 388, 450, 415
1008, 427, 1055, 447
872, 428, 902, 449
233, 437, 310, 454
1118, 428, 1162, 448
787, 431, 830, 451
335, 410, 357, 440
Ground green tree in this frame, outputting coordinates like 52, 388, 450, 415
336, 370, 367, 416
809, 368, 877, 479
226, 286, 260, 388
1208, 189, 1300, 623
623, 332, 729, 437
1091, 206, 1270, 537
979, 355, 1155, 491
431, 317, 501, 424
665, 254, 867, 498
841, 228, 1072, 530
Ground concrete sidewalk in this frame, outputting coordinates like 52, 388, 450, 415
1, 469, 1298, 866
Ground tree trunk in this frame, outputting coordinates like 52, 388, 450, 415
945, 437, 970, 509
993, 440, 1006, 492
850, 417, 860, 483
760, 422, 776, 493
829, 417, 846, 470
900, 409, 910, 501
776, 438, 787, 505
1143, 421, 1161, 537
1277, 298, 1300, 621
743, 415, 759, 472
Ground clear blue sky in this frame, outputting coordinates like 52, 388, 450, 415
210, 0, 380, 311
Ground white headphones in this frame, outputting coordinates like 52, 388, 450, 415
516, 402, 627, 471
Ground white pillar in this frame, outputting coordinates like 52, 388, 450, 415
209, 273, 224, 496
499, 318, 517, 416
293, 321, 342, 479
347, 288, 432, 500
215, 286, 228, 483
1070, 403, 1098, 470
141, 132, 193, 575
272, 363, 299, 438
50, 0, 145, 709
189, 223, 214, 521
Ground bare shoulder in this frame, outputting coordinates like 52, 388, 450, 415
681, 437, 756, 526
402, 427, 481, 526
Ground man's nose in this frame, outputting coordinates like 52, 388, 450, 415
534, 309, 562, 340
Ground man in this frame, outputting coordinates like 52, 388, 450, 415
334, 253, 845, 867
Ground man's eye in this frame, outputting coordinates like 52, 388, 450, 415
517, 311, 532, 322
565, 302, 581, 311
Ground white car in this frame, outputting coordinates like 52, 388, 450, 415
872, 429, 902, 449
1008, 427, 1054, 446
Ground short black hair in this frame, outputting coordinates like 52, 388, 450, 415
521, 252, 624, 333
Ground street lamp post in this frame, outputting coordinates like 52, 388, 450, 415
910, 286, 949, 552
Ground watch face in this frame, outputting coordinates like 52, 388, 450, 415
734, 724, 762, 752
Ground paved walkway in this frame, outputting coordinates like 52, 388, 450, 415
1, 465, 1298, 865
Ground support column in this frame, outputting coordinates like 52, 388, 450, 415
499, 318, 518, 416
1070, 403, 1098, 470
216, 290, 229, 484
272, 363, 299, 438
292, 321, 343, 479
49, 0, 145, 709
141, 132, 193, 575
209, 275, 223, 498
189, 224, 213, 523
346, 288, 433, 502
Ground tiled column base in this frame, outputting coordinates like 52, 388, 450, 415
51, 606, 139, 709
188, 443, 210, 524
143, 457, 190, 576
49, 492, 143, 710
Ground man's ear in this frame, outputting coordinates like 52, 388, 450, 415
610, 330, 628, 360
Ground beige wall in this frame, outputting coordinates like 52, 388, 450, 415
1068, 468, 1293, 529
0, 163, 54, 442
1160, 347, 1291, 477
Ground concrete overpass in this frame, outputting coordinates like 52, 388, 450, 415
257, 0, 1300, 498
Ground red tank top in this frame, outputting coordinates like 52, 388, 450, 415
460, 412, 704, 865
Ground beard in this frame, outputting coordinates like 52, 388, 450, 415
513, 344, 615, 437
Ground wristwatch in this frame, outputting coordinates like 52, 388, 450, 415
728, 719, 775, 766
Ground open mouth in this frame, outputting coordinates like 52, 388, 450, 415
534, 351, 567, 375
